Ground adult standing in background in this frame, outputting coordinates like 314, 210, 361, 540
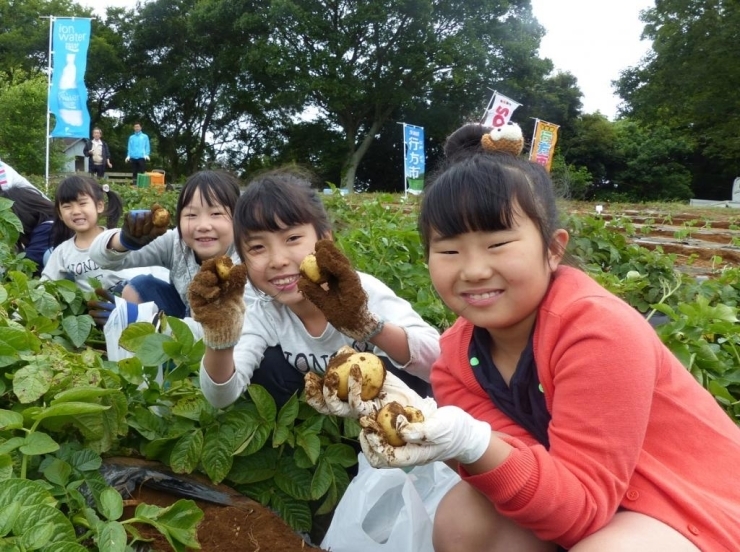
124, 122, 150, 185
83, 127, 113, 178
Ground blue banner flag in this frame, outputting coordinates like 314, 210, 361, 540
403, 124, 425, 195
49, 18, 91, 138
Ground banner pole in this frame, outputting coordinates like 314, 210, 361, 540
43, 16, 54, 193
528, 118, 539, 160
397, 122, 407, 197
480, 88, 497, 124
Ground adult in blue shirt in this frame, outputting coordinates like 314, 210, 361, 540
124, 122, 150, 185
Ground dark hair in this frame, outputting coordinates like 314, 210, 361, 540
51, 175, 123, 246
233, 168, 331, 262
0, 187, 55, 249
175, 170, 242, 239
419, 123, 560, 258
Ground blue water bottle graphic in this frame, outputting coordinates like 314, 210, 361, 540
58, 53, 83, 126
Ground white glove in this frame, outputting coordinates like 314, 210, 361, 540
304, 366, 435, 419
360, 405, 491, 468
125, 156, 130, 162
145, 156, 150, 161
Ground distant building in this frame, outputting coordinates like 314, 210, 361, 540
61, 138, 86, 173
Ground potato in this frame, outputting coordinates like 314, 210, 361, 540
300, 253, 323, 283
152, 207, 170, 227
325, 351, 386, 401
215, 256, 233, 281
375, 401, 425, 446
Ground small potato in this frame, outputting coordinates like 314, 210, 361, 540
215, 256, 233, 281
152, 207, 170, 227
325, 351, 386, 401
300, 253, 323, 284
376, 401, 425, 447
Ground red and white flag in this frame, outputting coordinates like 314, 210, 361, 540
482, 92, 522, 128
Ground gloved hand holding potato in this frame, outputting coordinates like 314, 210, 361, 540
304, 346, 436, 419
119, 203, 171, 250
359, 404, 492, 468
298, 240, 384, 342
187, 256, 248, 349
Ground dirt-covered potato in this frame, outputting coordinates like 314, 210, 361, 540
300, 253, 323, 283
215, 256, 233, 281
152, 207, 170, 227
325, 350, 386, 401
375, 401, 425, 446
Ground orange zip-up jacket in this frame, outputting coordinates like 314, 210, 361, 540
432, 266, 740, 551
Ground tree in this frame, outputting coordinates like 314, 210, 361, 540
239, 0, 548, 192
0, 73, 65, 174
616, 0, 740, 199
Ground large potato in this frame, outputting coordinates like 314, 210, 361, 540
375, 401, 425, 446
325, 351, 386, 401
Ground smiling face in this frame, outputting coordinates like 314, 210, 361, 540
179, 189, 234, 262
428, 208, 567, 343
241, 222, 321, 307
58, 193, 104, 238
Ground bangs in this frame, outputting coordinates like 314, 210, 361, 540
55, 176, 98, 205
177, 171, 240, 218
235, 177, 321, 235
419, 156, 535, 245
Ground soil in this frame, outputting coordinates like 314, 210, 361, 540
569, 203, 740, 278
108, 458, 327, 552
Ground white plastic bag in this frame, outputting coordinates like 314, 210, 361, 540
321, 454, 461, 552
103, 296, 159, 362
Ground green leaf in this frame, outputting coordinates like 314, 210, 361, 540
133, 499, 203, 551
322, 443, 359, 468
33, 402, 110, 422
51, 388, 118, 404
0, 411, 23, 431
0, 456, 14, 481
201, 426, 233, 484
12, 363, 52, 403
42, 459, 71, 487
100, 488, 123, 521
19, 432, 59, 455
0, 438, 24, 455
19, 521, 54, 550
310, 458, 333, 500
13, 503, 76, 543
0, 502, 21, 537
227, 448, 278, 484
167, 317, 195, 350
96, 521, 127, 552
69, 449, 102, 472
247, 385, 276, 422
169, 429, 203, 474
118, 322, 156, 352
60, 315, 93, 348
269, 491, 312, 533
136, 333, 172, 366
273, 456, 313, 501
276, 394, 299, 427
295, 432, 321, 465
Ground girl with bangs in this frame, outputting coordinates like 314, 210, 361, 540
41, 175, 127, 292
90, 169, 241, 318
348, 123, 740, 552
189, 168, 439, 411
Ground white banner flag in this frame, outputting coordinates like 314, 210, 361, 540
482, 92, 522, 128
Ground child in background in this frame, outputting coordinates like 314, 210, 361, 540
314, 124, 740, 551
187, 168, 440, 410
0, 187, 55, 275
41, 175, 133, 292
89, 169, 241, 319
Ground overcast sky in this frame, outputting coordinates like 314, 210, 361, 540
77, 0, 655, 119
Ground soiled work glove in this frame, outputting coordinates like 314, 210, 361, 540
305, 361, 435, 419
87, 288, 140, 328
360, 405, 492, 468
187, 256, 248, 349
298, 240, 383, 342
119, 204, 170, 251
